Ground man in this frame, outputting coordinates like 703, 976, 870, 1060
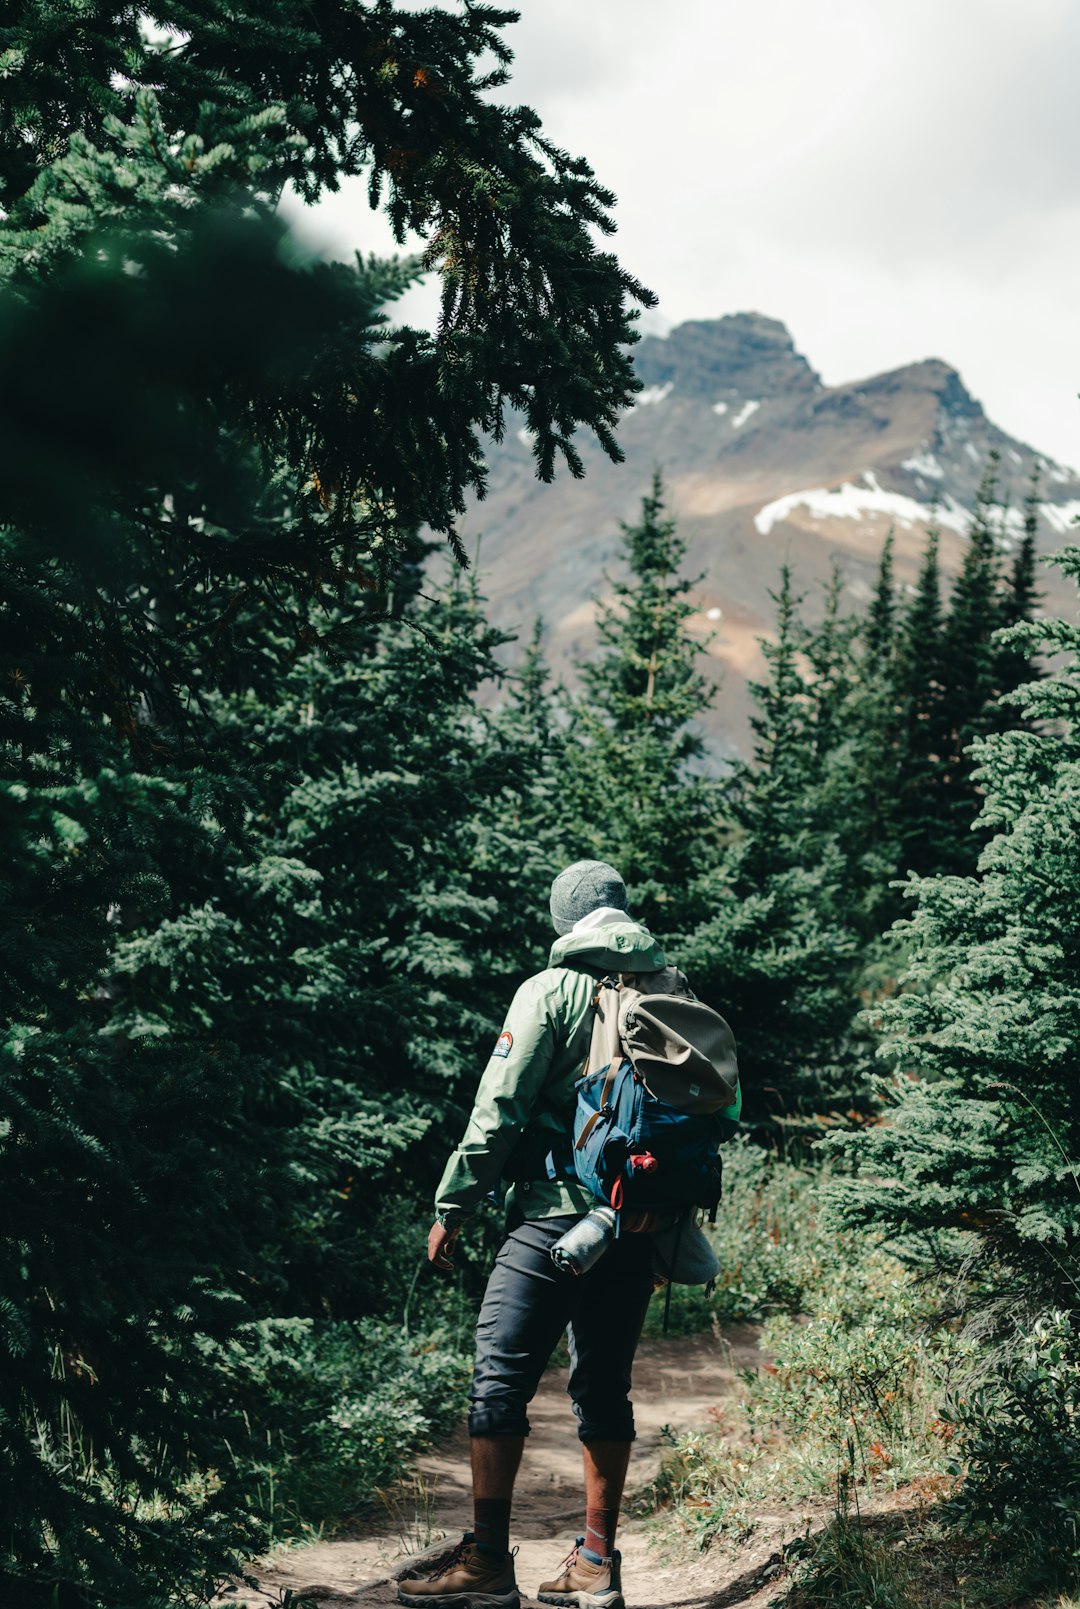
398, 860, 669, 1609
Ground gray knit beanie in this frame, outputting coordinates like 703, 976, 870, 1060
549, 860, 630, 936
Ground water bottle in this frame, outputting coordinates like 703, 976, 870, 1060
549, 1205, 618, 1276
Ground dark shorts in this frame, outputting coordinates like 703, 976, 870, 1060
468, 1215, 655, 1444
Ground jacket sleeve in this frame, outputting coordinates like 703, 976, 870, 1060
434, 973, 561, 1227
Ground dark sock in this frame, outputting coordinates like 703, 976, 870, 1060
582, 1506, 618, 1562
473, 1497, 511, 1558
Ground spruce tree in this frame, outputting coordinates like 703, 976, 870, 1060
864, 530, 897, 670
935, 463, 1006, 863
556, 474, 718, 932
0, 8, 654, 1600
679, 479, 1046, 1121
112, 567, 537, 1323
2, 1, 651, 508
474, 619, 572, 976
680, 568, 863, 1117
890, 460, 1043, 880
0, 559, 556, 1604
846, 535, 909, 930
996, 469, 1043, 698
891, 523, 950, 879
827, 543, 1080, 1315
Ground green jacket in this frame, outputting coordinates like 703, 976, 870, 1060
434, 920, 668, 1226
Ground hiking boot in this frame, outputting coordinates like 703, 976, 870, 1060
396, 1533, 520, 1609
394, 1535, 473, 1582
537, 1541, 624, 1609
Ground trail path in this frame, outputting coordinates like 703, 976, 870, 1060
218, 1326, 827, 1609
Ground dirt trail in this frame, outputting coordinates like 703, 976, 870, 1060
217, 1326, 820, 1609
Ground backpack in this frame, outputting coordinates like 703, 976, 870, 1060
568, 966, 740, 1220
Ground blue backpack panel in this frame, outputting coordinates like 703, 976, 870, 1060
570, 1054, 727, 1215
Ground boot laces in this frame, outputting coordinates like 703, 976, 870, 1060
429, 1537, 472, 1580
557, 1540, 582, 1575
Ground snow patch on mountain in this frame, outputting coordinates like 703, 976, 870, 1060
632, 382, 674, 408
732, 399, 761, 429
754, 471, 970, 538
1042, 500, 1080, 535
902, 449, 945, 480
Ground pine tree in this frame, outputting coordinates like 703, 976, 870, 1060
846, 535, 908, 929
996, 468, 1043, 697
472, 619, 571, 975
891, 523, 950, 878
557, 474, 718, 932
680, 568, 863, 1117
864, 530, 897, 670
0, 8, 655, 1601
827, 543, 1080, 1314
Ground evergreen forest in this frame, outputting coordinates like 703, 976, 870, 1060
2, 6, 1079, 1608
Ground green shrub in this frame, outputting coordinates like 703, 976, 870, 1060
782, 1509, 917, 1609
745, 1244, 956, 1494
647, 1139, 918, 1335
708, 1139, 833, 1321
646, 1156, 958, 1552
643, 1140, 834, 1335
203, 1317, 471, 1538
945, 1310, 1080, 1592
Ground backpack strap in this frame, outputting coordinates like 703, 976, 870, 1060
534, 976, 617, 1182
576, 978, 605, 1079
573, 975, 625, 1153
574, 1059, 621, 1153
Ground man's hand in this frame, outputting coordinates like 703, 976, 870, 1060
427, 1220, 461, 1272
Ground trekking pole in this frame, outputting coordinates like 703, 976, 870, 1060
402, 1254, 428, 1338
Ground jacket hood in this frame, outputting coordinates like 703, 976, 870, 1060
549, 920, 666, 975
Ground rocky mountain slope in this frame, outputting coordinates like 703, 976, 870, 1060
462, 313, 1080, 756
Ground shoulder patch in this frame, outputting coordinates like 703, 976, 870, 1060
492, 1030, 513, 1059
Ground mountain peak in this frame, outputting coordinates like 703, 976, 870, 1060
853, 356, 985, 423
469, 311, 1080, 759
636, 312, 821, 402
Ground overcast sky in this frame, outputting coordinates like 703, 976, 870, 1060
294, 0, 1080, 468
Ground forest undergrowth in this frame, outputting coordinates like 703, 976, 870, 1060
647, 1142, 1080, 1609
237, 1140, 1080, 1609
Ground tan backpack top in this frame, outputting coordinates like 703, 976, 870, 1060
586, 966, 741, 1120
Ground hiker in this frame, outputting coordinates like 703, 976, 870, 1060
399, 861, 685, 1609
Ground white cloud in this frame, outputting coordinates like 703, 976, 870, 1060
291, 0, 1080, 467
